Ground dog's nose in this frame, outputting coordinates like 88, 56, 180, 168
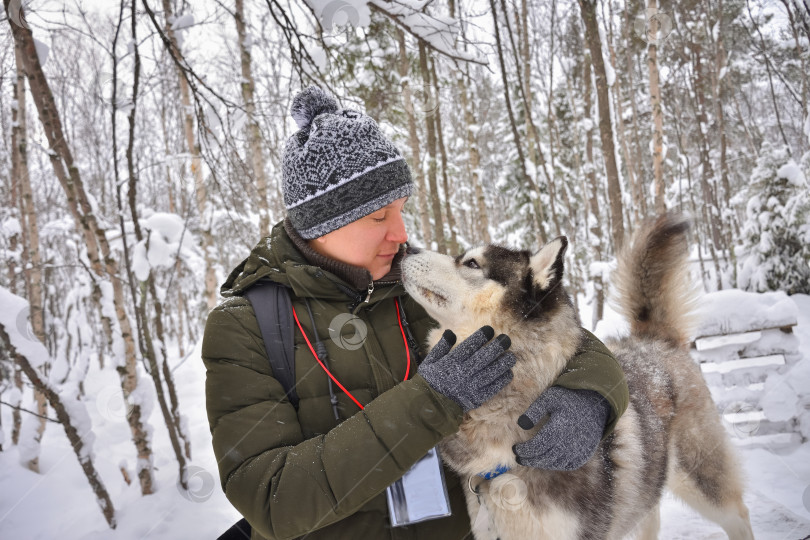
405, 245, 422, 255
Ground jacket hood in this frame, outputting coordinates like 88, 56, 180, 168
220, 219, 406, 304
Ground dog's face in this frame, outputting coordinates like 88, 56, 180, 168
401, 237, 573, 333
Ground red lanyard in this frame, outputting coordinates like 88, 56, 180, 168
291, 298, 411, 410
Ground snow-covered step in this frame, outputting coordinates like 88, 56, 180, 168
692, 289, 798, 338
695, 330, 761, 351
700, 354, 786, 374
691, 327, 800, 364
728, 431, 802, 451
720, 404, 798, 440
709, 383, 764, 407
699, 354, 787, 387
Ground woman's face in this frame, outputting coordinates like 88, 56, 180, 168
309, 197, 409, 281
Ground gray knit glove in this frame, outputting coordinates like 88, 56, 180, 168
418, 326, 515, 413
512, 386, 610, 471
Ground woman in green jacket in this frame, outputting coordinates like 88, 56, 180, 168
202, 87, 628, 540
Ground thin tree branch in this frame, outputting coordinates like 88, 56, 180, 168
0, 400, 60, 423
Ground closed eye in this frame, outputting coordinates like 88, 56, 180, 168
464, 259, 481, 269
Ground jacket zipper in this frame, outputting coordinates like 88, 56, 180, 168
364, 281, 374, 303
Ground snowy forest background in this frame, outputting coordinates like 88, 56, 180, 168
1, 0, 809, 537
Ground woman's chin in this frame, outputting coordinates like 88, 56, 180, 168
370, 263, 393, 281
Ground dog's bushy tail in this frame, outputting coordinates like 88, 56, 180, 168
612, 213, 698, 349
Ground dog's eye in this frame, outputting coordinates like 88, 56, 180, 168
464, 259, 480, 269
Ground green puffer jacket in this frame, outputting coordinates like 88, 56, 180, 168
202, 220, 629, 540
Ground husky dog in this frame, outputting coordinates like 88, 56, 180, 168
401, 214, 754, 540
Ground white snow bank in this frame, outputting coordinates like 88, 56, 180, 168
694, 289, 798, 338
0, 286, 50, 368
131, 212, 188, 281
141, 212, 186, 244
777, 159, 807, 187
170, 14, 194, 31
1, 216, 21, 237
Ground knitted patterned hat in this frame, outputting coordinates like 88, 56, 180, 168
282, 86, 413, 239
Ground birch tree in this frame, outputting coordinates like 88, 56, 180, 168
154, 0, 218, 310
235, 0, 272, 236
646, 0, 667, 213
0, 291, 116, 528
4, 0, 156, 494
578, 0, 625, 252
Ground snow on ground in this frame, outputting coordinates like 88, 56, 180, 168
0, 337, 240, 539
1, 295, 810, 538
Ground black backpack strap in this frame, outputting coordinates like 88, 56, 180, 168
244, 281, 299, 409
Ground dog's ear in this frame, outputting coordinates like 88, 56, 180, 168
529, 236, 568, 290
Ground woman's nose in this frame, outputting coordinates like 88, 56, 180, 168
388, 212, 408, 243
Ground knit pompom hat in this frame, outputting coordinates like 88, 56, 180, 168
282, 86, 412, 239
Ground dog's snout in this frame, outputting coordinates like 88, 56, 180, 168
406, 245, 422, 255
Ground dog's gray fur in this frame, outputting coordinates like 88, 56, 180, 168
402, 214, 754, 540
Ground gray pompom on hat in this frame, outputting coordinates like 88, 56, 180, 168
282, 86, 412, 239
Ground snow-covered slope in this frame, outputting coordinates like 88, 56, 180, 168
1, 296, 810, 538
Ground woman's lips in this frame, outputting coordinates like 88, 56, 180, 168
377, 252, 397, 259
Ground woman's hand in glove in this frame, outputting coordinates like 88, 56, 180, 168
512, 386, 610, 471
417, 326, 515, 413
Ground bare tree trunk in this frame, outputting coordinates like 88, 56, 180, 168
453, 0, 490, 245
14, 35, 48, 474
543, 1, 574, 229
490, 0, 546, 243
160, 0, 218, 310
235, 0, 271, 236
13, 47, 43, 350
5, 4, 155, 494
419, 41, 446, 253
175, 259, 186, 356
692, 41, 724, 290
158, 100, 188, 356
8, 46, 23, 450
396, 29, 432, 247
746, 0, 791, 148
458, 65, 490, 243
12, 31, 50, 473
606, 8, 640, 226
611, 70, 639, 225
647, 0, 666, 214
781, 0, 808, 155
711, 3, 732, 211
625, 35, 649, 218
583, 54, 605, 328
710, 0, 738, 286
578, 0, 625, 252
430, 58, 459, 254
12, 365, 22, 445
122, 0, 191, 482
503, 0, 561, 236
0, 324, 116, 528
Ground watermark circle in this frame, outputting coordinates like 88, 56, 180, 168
97, 71, 115, 107
328, 313, 367, 351
178, 465, 216, 503
633, 9, 674, 46
7, 0, 30, 30
722, 401, 761, 438
16, 307, 37, 342
319, 0, 360, 36
489, 473, 528, 512
394, 81, 440, 121
95, 384, 130, 422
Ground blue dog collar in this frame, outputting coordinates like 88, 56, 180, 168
477, 464, 510, 480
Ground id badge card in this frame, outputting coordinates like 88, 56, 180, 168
386, 446, 452, 527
